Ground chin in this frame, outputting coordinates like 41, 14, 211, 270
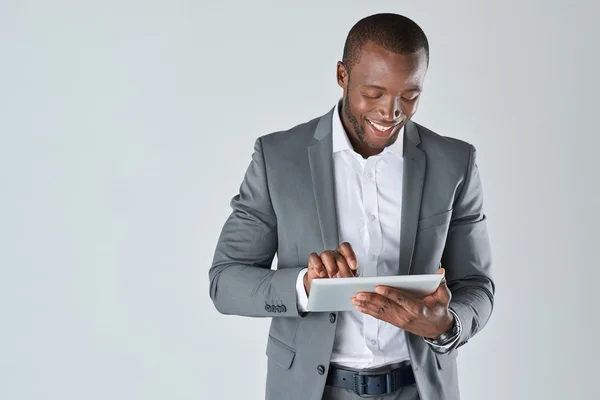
364, 137, 392, 149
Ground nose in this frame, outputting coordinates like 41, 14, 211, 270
378, 97, 402, 121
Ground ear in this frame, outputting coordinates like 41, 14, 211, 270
336, 61, 348, 89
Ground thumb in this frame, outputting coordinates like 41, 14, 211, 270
432, 267, 450, 303
436, 267, 446, 281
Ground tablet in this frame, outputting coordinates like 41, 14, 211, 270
306, 274, 443, 312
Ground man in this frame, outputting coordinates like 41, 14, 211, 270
209, 13, 494, 400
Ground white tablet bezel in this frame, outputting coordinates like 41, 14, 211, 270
306, 274, 443, 312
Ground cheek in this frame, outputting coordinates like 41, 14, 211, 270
349, 93, 370, 115
350, 94, 367, 111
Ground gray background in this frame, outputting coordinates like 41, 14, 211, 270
1, 1, 598, 399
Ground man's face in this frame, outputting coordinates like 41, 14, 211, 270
337, 41, 428, 156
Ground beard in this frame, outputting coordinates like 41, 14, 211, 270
342, 94, 402, 150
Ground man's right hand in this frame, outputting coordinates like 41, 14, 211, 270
304, 242, 358, 295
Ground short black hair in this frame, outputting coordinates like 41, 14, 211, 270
342, 13, 429, 72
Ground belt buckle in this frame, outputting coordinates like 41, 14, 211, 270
352, 372, 394, 398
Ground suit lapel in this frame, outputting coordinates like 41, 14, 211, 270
308, 108, 340, 251
398, 121, 426, 275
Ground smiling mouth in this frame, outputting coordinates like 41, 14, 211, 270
366, 118, 401, 136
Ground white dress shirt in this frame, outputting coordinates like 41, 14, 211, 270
296, 101, 410, 369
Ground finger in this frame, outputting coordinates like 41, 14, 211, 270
432, 279, 451, 305
337, 242, 358, 271
435, 267, 447, 284
335, 255, 354, 278
354, 302, 390, 322
374, 285, 422, 313
355, 292, 425, 333
308, 253, 327, 278
320, 251, 339, 278
423, 268, 451, 304
353, 292, 399, 312
352, 293, 398, 321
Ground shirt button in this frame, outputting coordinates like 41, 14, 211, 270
317, 365, 326, 375
369, 214, 376, 221
371, 255, 377, 261
370, 339, 377, 346
329, 313, 336, 323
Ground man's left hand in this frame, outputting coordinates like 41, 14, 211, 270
351, 268, 454, 339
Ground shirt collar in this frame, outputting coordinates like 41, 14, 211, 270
331, 99, 404, 158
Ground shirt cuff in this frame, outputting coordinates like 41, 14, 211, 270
295, 268, 309, 313
423, 308, 462, 353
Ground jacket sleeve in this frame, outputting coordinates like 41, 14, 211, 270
209, 137, 304, 317
443, 144, 495, 351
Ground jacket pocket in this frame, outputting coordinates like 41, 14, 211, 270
417, 209, 453, 232
266, 335, 296, 369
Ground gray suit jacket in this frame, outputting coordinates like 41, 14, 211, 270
209, 106, 494, 400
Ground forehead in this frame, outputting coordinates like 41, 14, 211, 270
351, 41, 428, 88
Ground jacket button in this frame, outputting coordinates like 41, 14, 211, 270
275, 305, 281, 313
265, 305, 272, 312
317, 365, 325, 375
329, 313, 336, 323
281, 305, 287, 313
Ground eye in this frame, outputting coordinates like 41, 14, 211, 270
362, 92, 382, 99
401, 95, 419, 103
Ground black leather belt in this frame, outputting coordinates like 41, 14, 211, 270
326, 363, 415, 397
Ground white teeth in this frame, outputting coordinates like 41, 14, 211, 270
368, 119, 393, 132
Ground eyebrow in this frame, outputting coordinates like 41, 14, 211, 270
363, 84, 422, 92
